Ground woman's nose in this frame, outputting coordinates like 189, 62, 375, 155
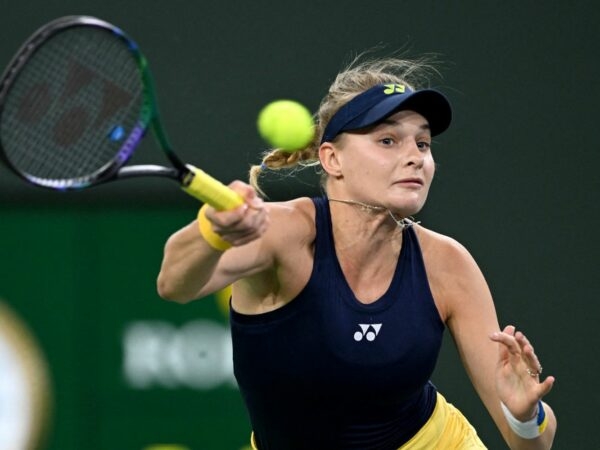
405, 140, 424, 167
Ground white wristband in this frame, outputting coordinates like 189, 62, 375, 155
501, 401, 548, 439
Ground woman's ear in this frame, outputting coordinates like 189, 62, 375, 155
319, 142, 343, 178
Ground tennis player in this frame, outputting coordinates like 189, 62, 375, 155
157, 56, 557, 449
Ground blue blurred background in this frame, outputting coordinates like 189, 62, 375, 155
1, 1, 598, 448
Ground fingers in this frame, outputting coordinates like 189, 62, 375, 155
490, 325, 520, 356
490, 325, 540, 367
515, 331, 544, 378
202, 181, 269, 247
229, 180, 264, 209
490, 324, 554, 389
222, 208, 270, 246
539, 375, 555, 397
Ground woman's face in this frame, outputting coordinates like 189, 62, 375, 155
329, 110, 436, 217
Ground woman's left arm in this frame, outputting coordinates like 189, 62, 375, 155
423, 230, 557, 449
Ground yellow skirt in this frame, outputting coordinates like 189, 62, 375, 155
399, 393, 487, 449
250, 392, 486, 450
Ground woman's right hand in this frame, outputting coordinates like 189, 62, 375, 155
203, 181, 270, 248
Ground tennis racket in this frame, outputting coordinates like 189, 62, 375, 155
0, 15, 243, 210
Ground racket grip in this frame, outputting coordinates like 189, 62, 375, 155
181, 165, 244, 211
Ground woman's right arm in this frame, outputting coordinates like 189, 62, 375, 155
156, 181, 272, 303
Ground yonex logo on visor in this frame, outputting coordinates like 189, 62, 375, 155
320, 83, 452, 144
383, 84, 406, 94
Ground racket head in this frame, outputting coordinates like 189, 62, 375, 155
0, 16, 159, 190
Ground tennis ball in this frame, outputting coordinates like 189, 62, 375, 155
257, 100, 314, 152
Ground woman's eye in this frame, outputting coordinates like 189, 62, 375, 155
417, 141, 431, 150
380, 137, 395, 145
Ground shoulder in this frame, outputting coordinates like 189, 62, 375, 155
266, 196, 315, 220
413, 225, 476, 269
413, 225, 491, 320
262, 196, 316, 250
266, 196, 315, 230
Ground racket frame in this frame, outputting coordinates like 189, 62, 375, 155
0, 15, 243, 210
0, 16, 187, 189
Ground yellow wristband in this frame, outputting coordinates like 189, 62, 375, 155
197, 204, 232, 251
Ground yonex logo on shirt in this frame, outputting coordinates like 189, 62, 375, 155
353, 324, 382, 342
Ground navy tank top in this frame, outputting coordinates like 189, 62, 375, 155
230, 197, 445, 449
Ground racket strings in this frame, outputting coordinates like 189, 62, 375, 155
0, 26, 144, 187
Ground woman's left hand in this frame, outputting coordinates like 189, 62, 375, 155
490, 325, 555, 421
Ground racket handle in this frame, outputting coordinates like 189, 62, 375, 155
181, 165, 244, 211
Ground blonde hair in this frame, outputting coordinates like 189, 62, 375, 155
249, 54, 440, 196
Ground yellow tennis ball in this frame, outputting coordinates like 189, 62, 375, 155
257, 100, 314, 152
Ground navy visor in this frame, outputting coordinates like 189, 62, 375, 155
321, 83, 452, 144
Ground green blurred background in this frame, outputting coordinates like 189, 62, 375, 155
1, 1, 598, 448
